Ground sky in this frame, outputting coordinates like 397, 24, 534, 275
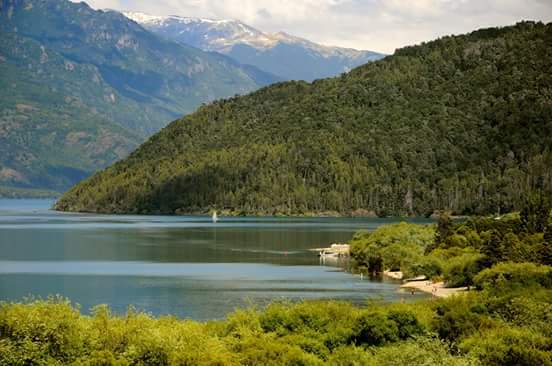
79, 0, 552, 53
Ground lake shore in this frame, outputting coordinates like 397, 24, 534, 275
400, 280, 469, 298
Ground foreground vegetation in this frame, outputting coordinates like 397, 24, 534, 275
2, 202, 551, 365
1, 274, 550, 365
56, 21, 552, 216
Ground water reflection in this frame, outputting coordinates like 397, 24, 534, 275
0, 199, 431, 319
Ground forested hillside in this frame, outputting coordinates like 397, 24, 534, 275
0, 0, 276, 193
56, 22, 552, 216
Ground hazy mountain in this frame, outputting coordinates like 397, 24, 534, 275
56, 22, 552, 216
0, 0, 279, 193
123, 11, 385, 81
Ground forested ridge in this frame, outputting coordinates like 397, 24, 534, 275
56, 21, 552, 216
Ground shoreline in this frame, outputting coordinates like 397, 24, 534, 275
382, 271, 469, 298
49, 206, 438, 219
400, 280, 469, 298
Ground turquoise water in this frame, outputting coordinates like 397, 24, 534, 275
0, 199, 431, 320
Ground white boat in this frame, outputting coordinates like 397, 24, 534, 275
212, 211, 218, 223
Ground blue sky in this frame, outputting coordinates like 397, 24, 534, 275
79, 0, 552, 53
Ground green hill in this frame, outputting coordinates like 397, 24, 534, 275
55, 22, 552, 216
0, 0, 278, 193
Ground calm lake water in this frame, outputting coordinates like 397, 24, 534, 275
0, 199, 431, 320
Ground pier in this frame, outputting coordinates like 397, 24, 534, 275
310, 243, 350, 258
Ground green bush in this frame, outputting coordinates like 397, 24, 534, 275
431, 295, 496, 342
473, 262, 552, 292
0, 297, 85, 364
461, 326, 552, 366
443, 253, 485, 287
370, 337, 481, 366
387, 310, 425, 340
326, 345, 373, 366
406, 256, 443, 279
350, 222, 435, 273
352, 313, 399, 346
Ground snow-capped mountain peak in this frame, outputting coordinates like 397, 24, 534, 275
121, 11, 385, 81
123, 11, 273, 51
122, 11, 375, 57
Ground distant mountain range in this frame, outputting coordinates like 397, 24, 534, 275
123, 11, 385, 81
0, 0, 277, 193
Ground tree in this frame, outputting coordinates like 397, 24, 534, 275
426, 212, 453, 254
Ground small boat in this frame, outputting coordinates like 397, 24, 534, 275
212, 211, 218, 223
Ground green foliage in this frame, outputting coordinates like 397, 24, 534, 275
5, 293, 548, 365
350, 222, 435, 274
352, 313, 399, 346
56, 21, 552, 215
461, 326, 552, 366
386, 310, 425, 340
443, 252, 485, 287
473, 262, 552, 292
407, 255, 444, 279
432, 295, 496, 342
369, 338, 481, 366
520, 195, 550, 233
0, 296, 85, 365
432, 212, 453, 251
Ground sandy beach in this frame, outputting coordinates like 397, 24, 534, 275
400, 280, 469, 298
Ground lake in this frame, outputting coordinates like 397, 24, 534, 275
0, 199, 431, 320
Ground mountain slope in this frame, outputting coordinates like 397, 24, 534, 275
123, 11, 385, 81
56, 22, 552, 216
0, 30, 141, 191
0, 0, 278, 192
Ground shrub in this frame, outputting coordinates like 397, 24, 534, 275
443, 253, 485, 287
473, 262, 552, 292
327, 345, 373, 366
370, 337, 481, 366
350, 223, 435, 273
0, 297, 85, 364
461, 326, 552, 366
77, 351, 129, 366
387, 310, 425, 340
488, 295, 552, 333
352, 313, 398, 346
406, 255, 443, 279
431, 295, 496, 342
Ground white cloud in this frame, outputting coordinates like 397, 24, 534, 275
80, 0, 552, 53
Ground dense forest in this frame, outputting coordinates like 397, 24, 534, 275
2, 206, 551, 365
56, 21, 552, 216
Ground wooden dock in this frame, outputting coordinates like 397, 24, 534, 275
309, 243, 350, 258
